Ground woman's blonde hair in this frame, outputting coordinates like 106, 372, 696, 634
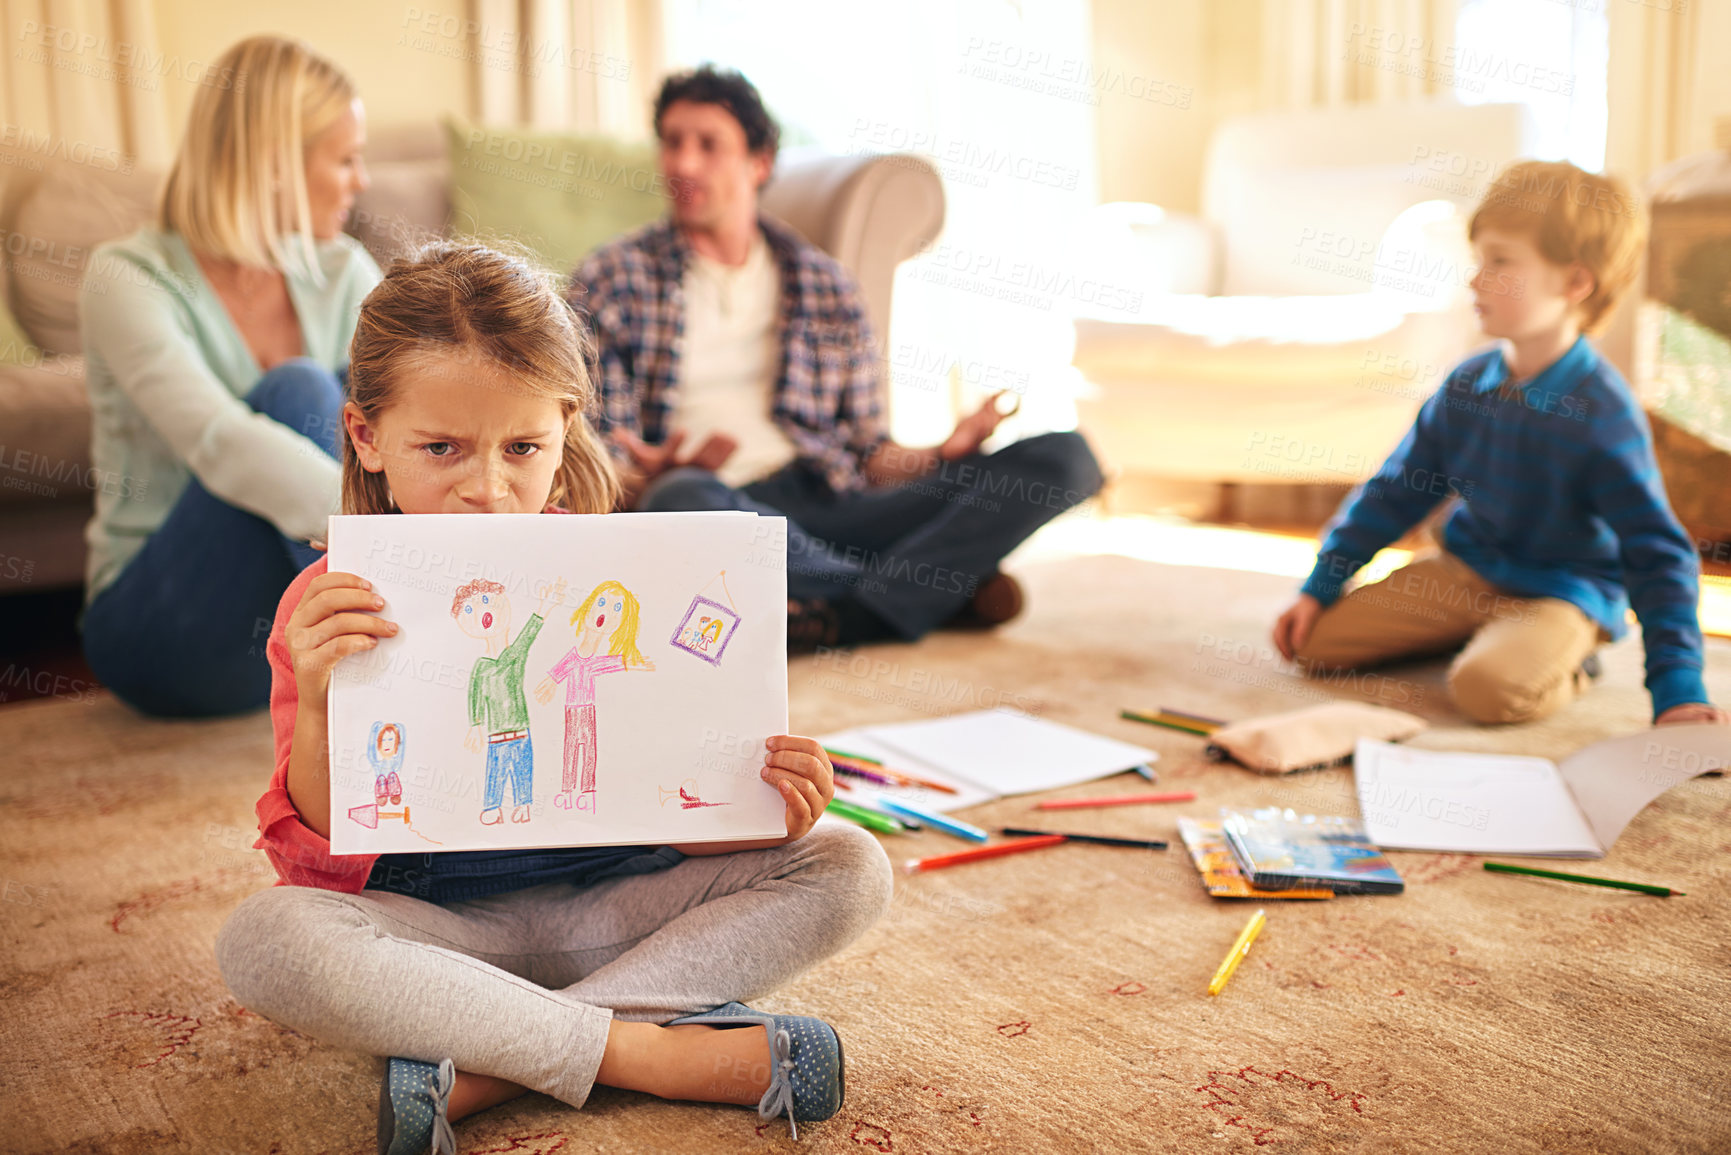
159, 35, 356, 270
575, 579, 649, 667
343, 241, 620, 516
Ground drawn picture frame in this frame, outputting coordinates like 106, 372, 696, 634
670, 596, 742, 666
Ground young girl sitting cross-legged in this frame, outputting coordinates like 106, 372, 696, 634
214, 241, 894, 1153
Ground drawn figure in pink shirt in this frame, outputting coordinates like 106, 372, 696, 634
534, 579, 653, 813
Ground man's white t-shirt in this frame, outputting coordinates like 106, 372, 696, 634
671, 232, 798, 487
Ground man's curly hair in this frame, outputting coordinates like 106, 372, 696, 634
653, 65, 780, 161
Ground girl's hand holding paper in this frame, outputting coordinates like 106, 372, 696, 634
762, 736, 835, 841
285, 570, 399, 695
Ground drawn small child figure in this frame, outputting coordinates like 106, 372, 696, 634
680, 615, 716, 652
368, 721, 404, 808
454, 576, 566, 825
534, 580, 654, 813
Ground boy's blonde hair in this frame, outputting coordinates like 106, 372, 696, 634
344, 241, 620, 516
1468, 160, 1648, 336
159, 36, 357, 271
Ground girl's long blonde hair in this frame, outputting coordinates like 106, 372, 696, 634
159, 35, 356, 271
575, 579, 649, 668
342, 241, 620, 516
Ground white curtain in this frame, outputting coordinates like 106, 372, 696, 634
467, 0, 664, 137
1259, 0, 1459, 108
1598, 0, 1705, 385
0, 0, 173, 167
1605, 0, 1702, 188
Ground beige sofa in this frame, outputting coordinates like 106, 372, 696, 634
0, 124, 944, 594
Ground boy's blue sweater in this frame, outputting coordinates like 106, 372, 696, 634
1301, 336, 1708, 718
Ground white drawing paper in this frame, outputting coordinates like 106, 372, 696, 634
326, 512, 789, 854
817, 710, 1157, 821
1353, 725, 1731, 857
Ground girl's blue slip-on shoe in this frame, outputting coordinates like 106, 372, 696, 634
668, 1001, 844, 1139
378, 1056, 456, 1155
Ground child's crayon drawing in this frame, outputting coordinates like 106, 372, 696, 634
456, 577, 564, 826
346, 723, 442, 844
671, 572, 743, 666
658, 778, 731, 809
325, 512, 791, 854
534, 580, 654, 815
368, 721, 404, 807
348, 802, 411, 829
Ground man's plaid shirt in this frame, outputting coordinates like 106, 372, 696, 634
569, 216, 887, 494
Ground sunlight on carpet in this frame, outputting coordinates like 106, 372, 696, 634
1010, 509, 1731, 638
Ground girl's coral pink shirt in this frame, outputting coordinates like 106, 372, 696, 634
253, 556, 381, 892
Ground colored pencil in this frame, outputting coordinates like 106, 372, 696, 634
826, 751, 961, 796
1120, 709, 1214, 736
1000, 827, 1168, 850
1160, 706, 1227, 726
875, 799, 988, 842
1208, 908, 1267, 996
825, 797, 906, 835
1131, 762, 1161, 783
845, 796, 922, 829
823, 746, 884, 767
831, 762, 902, 789
1482, 862, 1683, 897
902, 835, 1067, 872
1036, 791, 1197, 810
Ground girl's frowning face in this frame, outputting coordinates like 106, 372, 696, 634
377, 726, 399, 757
343, 350, 568, 516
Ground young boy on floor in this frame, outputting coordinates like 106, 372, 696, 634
1272, 160, 1727, 729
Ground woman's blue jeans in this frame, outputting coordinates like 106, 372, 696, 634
81, 359, 345, 718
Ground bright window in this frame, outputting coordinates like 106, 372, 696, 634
1453, 0, 1609, 171
662, 0, 1098, 443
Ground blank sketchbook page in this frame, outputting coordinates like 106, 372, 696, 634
1354, 739, 1602, 856
864, 710, 1157, 797
1558, 724, 1731, 851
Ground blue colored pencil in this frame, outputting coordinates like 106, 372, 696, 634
872, 798, 989, 843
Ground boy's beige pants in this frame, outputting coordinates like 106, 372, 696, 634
1296, 551, 1606, 725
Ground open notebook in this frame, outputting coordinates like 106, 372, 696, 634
1354, 724, 1731, 857
818, 709, 1157, 814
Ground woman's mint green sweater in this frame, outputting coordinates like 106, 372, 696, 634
79, 228, 381, 603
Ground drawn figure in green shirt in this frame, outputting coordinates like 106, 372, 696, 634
452, 576, 565, 826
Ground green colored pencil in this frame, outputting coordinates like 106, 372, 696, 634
1482, 862, 1683, 897
1120, 708, 1212, 736
826, 797, 906, 835
822, 746, 885, 767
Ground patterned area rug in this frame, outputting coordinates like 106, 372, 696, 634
4, 553, 1729, 1154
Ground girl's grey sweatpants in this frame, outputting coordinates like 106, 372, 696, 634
214, 823, 893, 1108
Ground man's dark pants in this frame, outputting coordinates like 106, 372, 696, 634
638, 431, 1103, 640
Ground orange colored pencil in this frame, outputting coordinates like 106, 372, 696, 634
902, 835, 1067, 872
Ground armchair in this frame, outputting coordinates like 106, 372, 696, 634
1070, 99, 1537, 485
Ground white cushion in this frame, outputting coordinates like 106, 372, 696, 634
1215, 164, 1447, 297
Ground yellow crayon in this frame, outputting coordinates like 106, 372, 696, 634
1207, 908, 1267, 997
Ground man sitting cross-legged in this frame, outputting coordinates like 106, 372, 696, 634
568, 66, 1103, 652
